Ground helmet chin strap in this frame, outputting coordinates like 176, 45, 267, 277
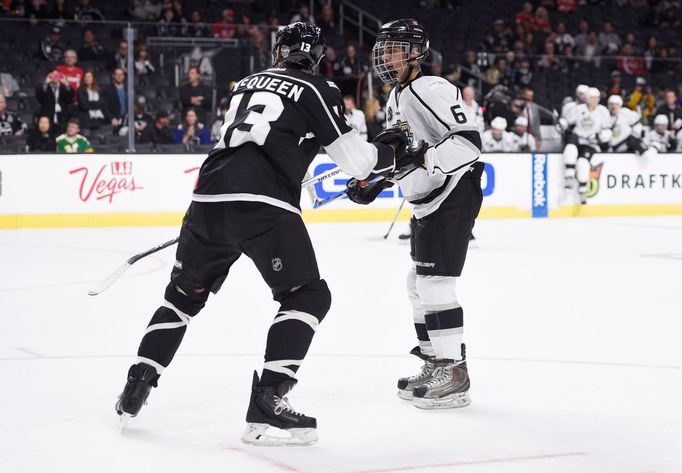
398, 57, 422, 85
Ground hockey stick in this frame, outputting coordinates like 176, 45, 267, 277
301, 167, 345, 189
383, 198, 406, 239
87, 237, 178, 296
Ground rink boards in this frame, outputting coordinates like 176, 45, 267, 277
0, 153, 680, 228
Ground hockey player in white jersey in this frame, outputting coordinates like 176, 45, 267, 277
562, 87, 612, 204
482, 116, 515, 152
646, 115, 673, 153
348, 19, 483, 409
607, 95, 650, 155
558, 84, 588, 131
508, 116, 537, 152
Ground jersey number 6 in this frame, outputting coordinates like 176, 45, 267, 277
450, 104, 467, 124
220, 92, 285, 148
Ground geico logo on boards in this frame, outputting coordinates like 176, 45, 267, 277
606, 173, 681, 190
532, 154, 546, 208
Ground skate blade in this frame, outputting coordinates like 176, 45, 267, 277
241, 423, 318, 447
413, 392, 471, 410
119, 413, 132, 431
397, 389, 413, 401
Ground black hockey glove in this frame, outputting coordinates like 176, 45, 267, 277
346, 178, 394, 205
372, 126, 409, 154
395, 140, 429, 174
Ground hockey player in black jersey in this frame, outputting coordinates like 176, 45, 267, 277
348, 19, 483, 409
115, 22, 419, 445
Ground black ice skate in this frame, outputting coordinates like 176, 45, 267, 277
412, 344, 471, 409
241, 371, 318, 446
115, 362, 159, 429
397, 346, 440, 400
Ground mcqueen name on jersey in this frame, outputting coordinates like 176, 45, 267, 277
233, 72, 305, 102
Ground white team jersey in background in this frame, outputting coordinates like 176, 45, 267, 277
645, 128, 672, 152
461, 100, 485, 133
568, 103, 611, 148
609, 108, 642, 150
385, 75, 481, 219
507, 131, 537, 152
481, 129, 516, 152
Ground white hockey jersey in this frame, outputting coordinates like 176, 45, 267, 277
609, 108, 642, 150
567, 103, 611, 148
645, 128, 672, 153
561, 99, 579, 121
482, 129, 516, 152
385, 75, 481, 219
461, 100, 485, 133
507, 131, 537, 152
676, 129, 682, 152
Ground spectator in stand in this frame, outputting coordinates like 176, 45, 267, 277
623, 32, 638, 52
532, 6, 552, 34
103, 68, 127, 132
140, 110, 174, 145
41, 26, 65, 62
237, 13, 257, 39
27, 115, 57, 152
49, 0, 72, 20
109, 40, 129, 72
56, 50, 84, 98
120, 96, 153, 140
553, 22, 574, 52
608, 70, 624, 97
77, 70, 106, 130
577, 31, 604, 67
363, 98, 383, 142
73, 0, 104, 22
598, 21, 621, 56
25, 0, 48, 20
643, 35, 659, 71
654, 90, 682, 133
188, 10, 210, 37
0, 72, 20, 98
319, 46, 341, 77
520, 87, 541, 148
617, 43, 646, 76
661, 6, 680, 29
626, 77, 656, 124
515, 2, 534, 30
78, 30, 107, 63
557, 0, 576, 13
459, 49, 482, 87
56, 118, 93, 153
642, 1, 666, 28
210, 97, 229, 143
129, 0, 161, 21
171, 0, 186, 22
339, 45, 366, 78
213, 8, 237, 39
513, 58, 534, 88
173, 107, 210, 145
158, 8, 186, 36
537, 42, 565, 71
573, 19, 590, 50
36, 71, 73, 131
290, 4, 315, 25
342, 95, 367, 140
486, 20, 510, 53
652, 46, 676, 76
180, 66, 211, 116
486, 57, 511, 87
0, 95, 26, 136
317, 4, 337, 39
134, 44, 156, 76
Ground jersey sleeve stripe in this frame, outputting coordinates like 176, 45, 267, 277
432, 156, 479, 176
408, 83, 451, 131
262, 71, 342, 137
435, 129, 482, 153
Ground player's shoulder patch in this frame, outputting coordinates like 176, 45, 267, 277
326, 80, 339, 90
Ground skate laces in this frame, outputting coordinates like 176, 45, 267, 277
422, 365, 453, 389
274, 396, 304, 417
409, 362, 434, 382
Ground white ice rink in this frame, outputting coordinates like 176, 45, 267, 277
1, 216, 681, 473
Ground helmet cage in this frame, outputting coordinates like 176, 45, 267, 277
372, 40, 414, 84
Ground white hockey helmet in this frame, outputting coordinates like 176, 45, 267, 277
491, 116, 507, 130
514, 116, 528, 128
576, 84, 589, 96
607, 95, 623, 106
654, 114, 669, 126
586, 87, 601, 99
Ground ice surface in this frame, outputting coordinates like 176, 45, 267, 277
1, 217, 681, 473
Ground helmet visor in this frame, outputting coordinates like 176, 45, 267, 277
372, 40, 411, 84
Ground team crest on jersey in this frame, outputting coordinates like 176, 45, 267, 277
272, 257, 283, 272
579, 115, 595, 132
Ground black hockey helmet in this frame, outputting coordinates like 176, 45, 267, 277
372, 19, 430, 83
272, 22, 327, 70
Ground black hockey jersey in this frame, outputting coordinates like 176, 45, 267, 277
192, 67, 394, 214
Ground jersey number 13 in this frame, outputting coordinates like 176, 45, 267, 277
220, 92, 285, 148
